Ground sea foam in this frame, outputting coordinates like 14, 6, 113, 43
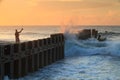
64, 30, 120, 57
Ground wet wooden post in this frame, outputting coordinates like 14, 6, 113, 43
51, 37, 54, 63
26, 41, 34, 73
13, 59, 21, 78
45, 38, 50, 65
12, 43, 21, 78
56, 35, 59, 61
21, 57, 27, 77
38, 39, 42, 68
43, 50, 47, 66
21, 42, 28, 77
55, 47, 58, 61
48, 49, 50, 65
41, 52, 45, 68
19, 42, 28, 77
61, 34, 65, 59
38, 39, 44, 68
41, 39, 46, 67
27, 55, 33, 73
33, 54, 39, 71
0, 45, 4, 80
33, 40, 39, 71
55, 35, 57, 61
86, 29, 91, 38
59, 34, 63, 59
43, 38, 49, 66
36, 40, 40, 71
58, 34, 62, 60
3, 45, 13, 78
52, 48, 55, 62
0, 46, 3, 80
92, 29, 98, 38
54, 47, 56, 62
0, 64, 4, 80
51, 34, 58, 62
78, 29, 91, 39
38, 52, 42, 68
47, 38, 52, 65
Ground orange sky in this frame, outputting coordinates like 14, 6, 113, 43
0, 0, 120, 25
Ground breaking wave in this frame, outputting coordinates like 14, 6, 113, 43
64, 30, 120, 57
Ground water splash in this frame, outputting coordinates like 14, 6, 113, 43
64, 31, 120, 57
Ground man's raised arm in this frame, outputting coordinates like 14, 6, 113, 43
19, 28, 23, 33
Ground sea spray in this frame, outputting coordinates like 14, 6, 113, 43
3, 76, 9, 80
64, 29, 120, 57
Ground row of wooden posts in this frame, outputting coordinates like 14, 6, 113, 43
77, 29, 98, 40
0, 33, 64, 80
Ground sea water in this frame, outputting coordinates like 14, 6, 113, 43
1, 25, 120, 80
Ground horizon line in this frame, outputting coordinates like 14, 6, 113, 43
0, 24, 120, 27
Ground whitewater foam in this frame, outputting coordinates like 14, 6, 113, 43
64, 31, 120, 57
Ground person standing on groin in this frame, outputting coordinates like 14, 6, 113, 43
15, 28, 23, 43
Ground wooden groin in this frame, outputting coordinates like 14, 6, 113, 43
0, 33, 64, 80
77, 29, 98, 39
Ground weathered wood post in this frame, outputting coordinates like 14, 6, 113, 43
56, 35, 60, 61
3, 45, 13, 79
61, 34, 65, 59
0, 45, 4, 80
20, 42, 28, 77
33, 40, 39, 71
38, 39, 44, 68
21, 57, 27, 77
43, 38, 49, 66
47, 38, 52, 65
51, 34, 56, 62
12, 43, 21, 78
59, 34, 63, 59
92, 29, 98, 38
26, 41, 34, 73
58, 35, 61, 60
0, 64, 4, 80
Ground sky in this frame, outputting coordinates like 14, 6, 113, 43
0, 0, 120, 26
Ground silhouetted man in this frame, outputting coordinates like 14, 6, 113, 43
15, 28, 23, 43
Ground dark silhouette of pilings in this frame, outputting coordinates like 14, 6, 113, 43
92, 29, 98, 38
77, 29, 98, 39
0, 33, 64, 80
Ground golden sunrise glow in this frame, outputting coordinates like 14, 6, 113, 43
0, 0, 120, 25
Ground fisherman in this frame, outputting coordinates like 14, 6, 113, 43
15, 28, 23, 43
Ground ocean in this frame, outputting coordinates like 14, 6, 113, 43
2, 25, 120, 80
